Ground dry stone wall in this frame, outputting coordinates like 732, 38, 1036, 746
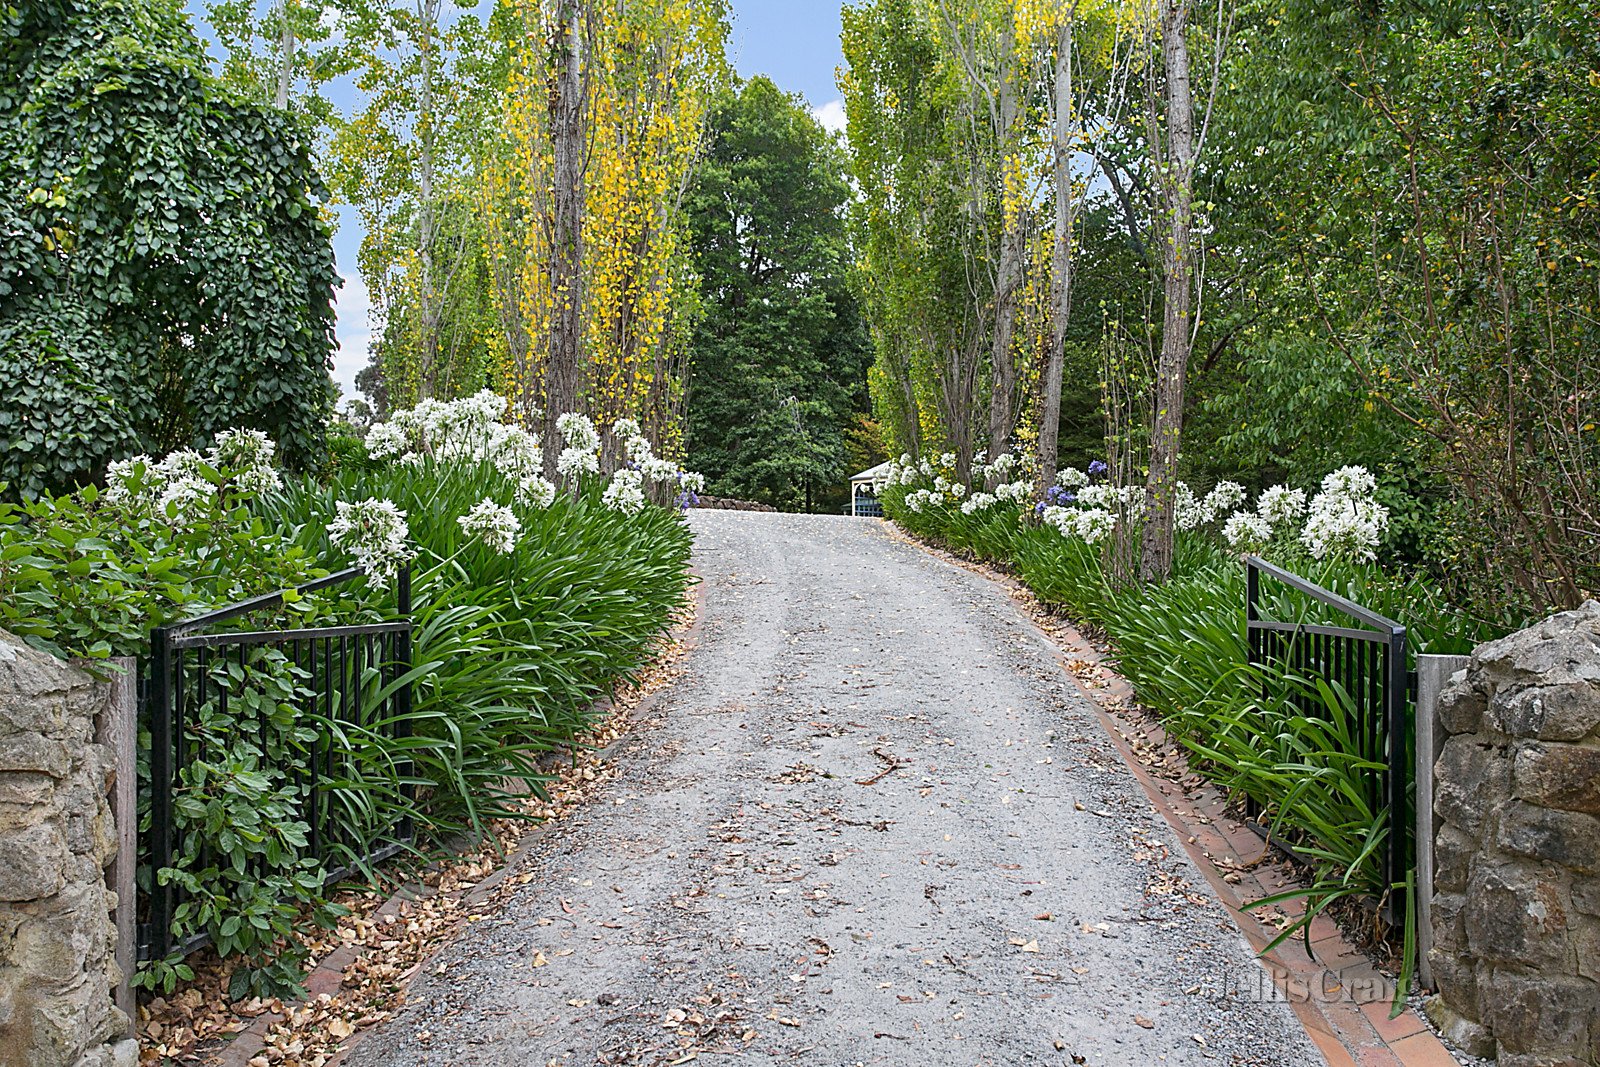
0, 630, 134, 1067
1428, 601, 1600, 1066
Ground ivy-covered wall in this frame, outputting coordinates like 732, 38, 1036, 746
0, 0, 338, 499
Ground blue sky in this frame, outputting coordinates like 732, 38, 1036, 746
183, 1, 847, 403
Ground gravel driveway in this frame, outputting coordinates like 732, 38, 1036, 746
346, 511, 1322, 1067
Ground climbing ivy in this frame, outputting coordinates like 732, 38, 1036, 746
0, 0, 339, 498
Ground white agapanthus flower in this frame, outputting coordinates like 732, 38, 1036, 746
365, 422, 408, 459
927, 491, 945, 507
1257, 485, 1307, 527
949, 482, 967, 500
934, 476, 951, 493
602, 468, 647, 514
995, 480, 1033, 502
209, 429, 281, 495
329, 498, 416, 589
489, 425, 542, 477
156, 475, 213, 525
103, 455, 154, 505
611, 418, 642, 441
1321, 465, 1377, 498
961, 492, 997, 515
1071, 508, 1117, 544
1056, 467, 1090, 489
556, 412, 600, 453
678, 471, 706, 494
458, 498, 521, 554
626, 435, 655, 464
517, 475, 558, 509
462, 388, 508, 424
1301, 468, 1387, 562
939, 452, 956, 470
556, 446, 600, 479
1174, 482, 1209, 531
1223, 510, 1273, 551
641, 457, 679, 483
1203, 480, 1248, 520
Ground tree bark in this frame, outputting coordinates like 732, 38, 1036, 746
986, 24, 1023, 467
1037, 16, 1075, 495
1138, 0, 1195, 583
274, 2, 296, 110
415, 0, 443, 398
545, 0, 586, 473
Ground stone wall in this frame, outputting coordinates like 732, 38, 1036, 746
0, 631, 134, 1067
694, 496, 779, 513
1428, 601, 1600, 1066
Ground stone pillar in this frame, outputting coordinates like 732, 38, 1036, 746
1427, 601, 1600, 1066
0, 630, 136, 1067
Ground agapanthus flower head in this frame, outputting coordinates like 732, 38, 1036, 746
611, 418, 643, 441
1087, 459, 1109, 477
1056, 467, 1089, 489
1257, 485, 1307, 527
517, 475, 558, 510
365, 421, 409, 459
209, 428, 281, 495
1174, 482, 1208, 531
1301, 484, 1387, 562
939, 452, 956, 470
329, 498, 416, 589
556, 446, 600, 480
678, 471, 706, 495
556, 412, 600, 453
458, 498, 521, 554
103, 455, 155, 505
1043, 485, 1076, 507
961, 492, 997, 515
1203, 480, 1248, 520
1223, 510, 1272, 552
1321, 466, 1377, 499
602, 468, 647, 514
1070, 508, 1117, 544
489, 424, 542, 477
641, 456, 679, 483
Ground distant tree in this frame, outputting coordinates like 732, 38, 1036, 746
683, 77, 871, 511
0, 0, 338, 498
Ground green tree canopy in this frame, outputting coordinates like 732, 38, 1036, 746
684, 76, 871, 511
0, 0, 338, 497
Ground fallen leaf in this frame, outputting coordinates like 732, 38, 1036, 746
1134, 1015, 1155, 1029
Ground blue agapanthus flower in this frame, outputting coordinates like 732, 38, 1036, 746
1087, 459, 1109, 477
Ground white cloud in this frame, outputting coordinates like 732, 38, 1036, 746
812, 99, 847, 136
331, 271, 371, 404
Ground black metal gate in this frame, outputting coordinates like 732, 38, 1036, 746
1245, 556, 1412, 915
140, 568, 414, 962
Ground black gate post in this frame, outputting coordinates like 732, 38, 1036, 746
146, 625, 175, 962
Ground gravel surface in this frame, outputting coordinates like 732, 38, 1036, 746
346, 511, 1323, 1066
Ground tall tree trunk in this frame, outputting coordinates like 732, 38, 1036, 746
986, 25, 1023, 466
274, 2, 296, 110
415, 0, 443, 398
1138, 0, 1196, 583
545, 0, 585, 474
1038, 16, 1075, 494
